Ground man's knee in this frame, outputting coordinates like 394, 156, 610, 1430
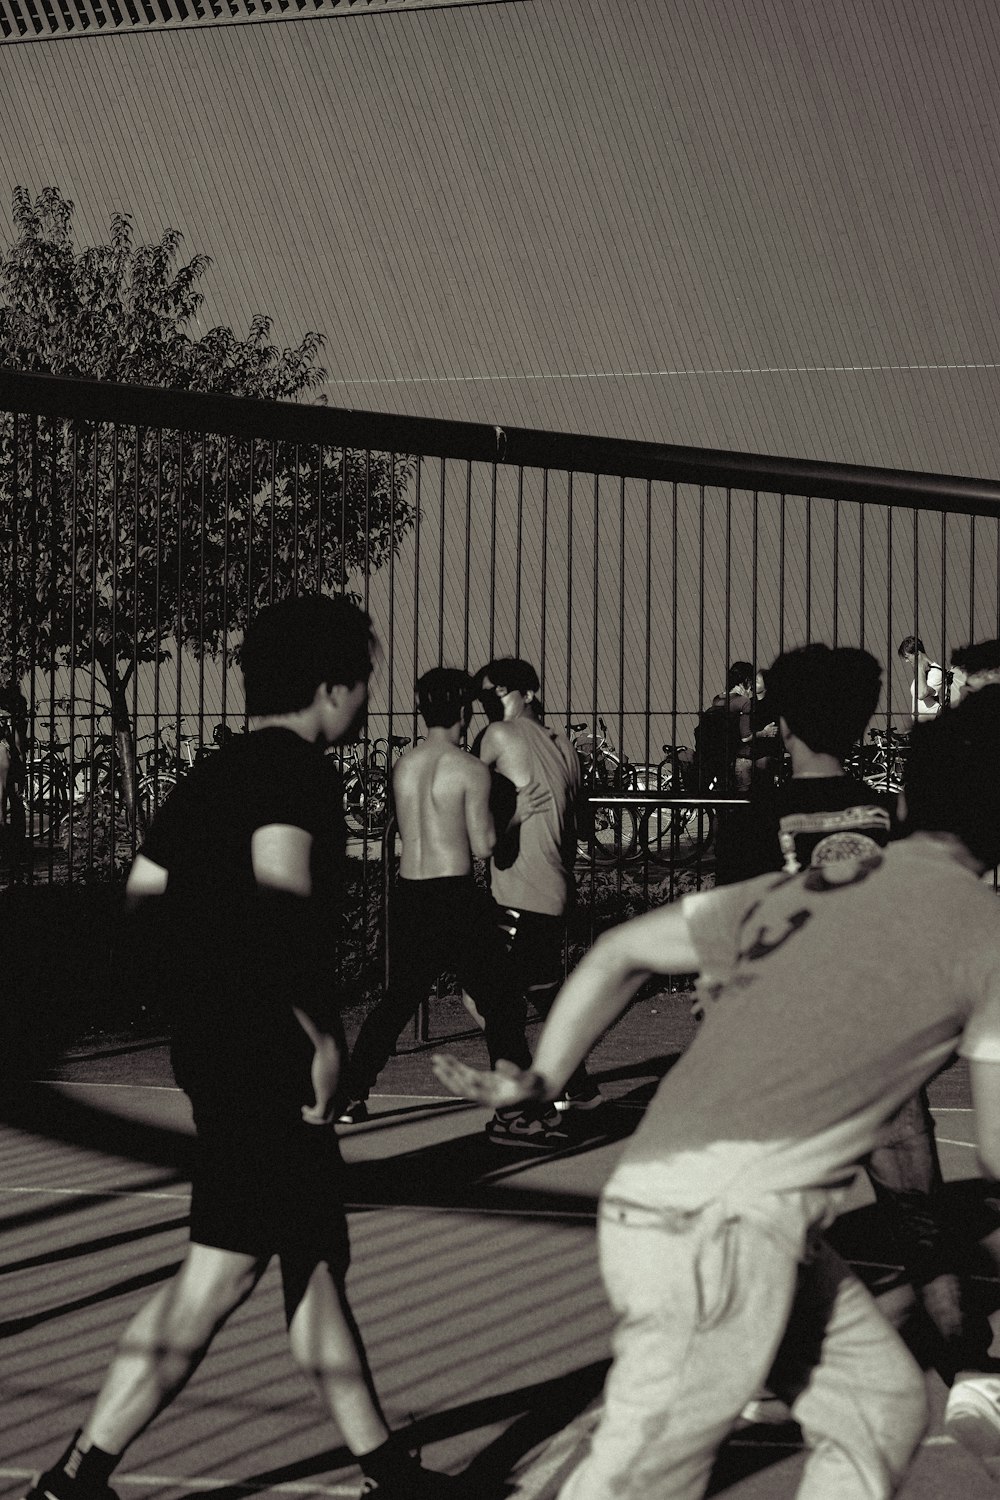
170, 1244, 264, 1329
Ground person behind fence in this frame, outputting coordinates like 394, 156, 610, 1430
898, 634, 948, 719
24, 594, 464, 1500
336, 667, 537, 1125
0, 678, 29, 874
466, 656, 599, 1148
693, 660, 756, 793
433, 685, 1000, 1499
714, 641, 994, 1392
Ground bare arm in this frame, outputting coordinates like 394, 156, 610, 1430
464, 760, 497, 860
251, 823, 340, 1124
433, 903, 699, 1107
124, 852, 169, 909
971, 1058, 1000, 1179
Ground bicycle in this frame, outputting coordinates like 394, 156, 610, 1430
571, 719, 640, 863
632, 743, 719, 867
847, 726, 910, 794
341, 733, 411, 838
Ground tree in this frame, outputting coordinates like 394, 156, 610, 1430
0, 187, 415, 841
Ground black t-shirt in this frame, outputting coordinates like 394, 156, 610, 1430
719, 773, 897, 885
140, 728, 346, 1115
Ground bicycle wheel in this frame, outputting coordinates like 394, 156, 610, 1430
343, 768, 389, 838
139, 773, 177, 828
666, 803, 716, 867
583, 804, 638, 864
25, 760, 69, 837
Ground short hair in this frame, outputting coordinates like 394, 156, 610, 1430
417, 667, 474, 728
478, 657, 540, 695
951, 639, 1000, 676
726, 660, 755, 692
240, 593, 376, 716
897, 635, 924, 659
763, 644, 882, 760
903, 686, 1000, 865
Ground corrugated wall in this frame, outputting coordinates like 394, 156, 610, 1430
3, 0, 1000, 745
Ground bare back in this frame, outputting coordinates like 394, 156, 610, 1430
394, 738, 494, 879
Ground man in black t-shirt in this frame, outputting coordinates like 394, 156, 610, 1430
25, 596, 462, 1500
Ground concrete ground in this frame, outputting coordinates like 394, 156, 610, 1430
4, 992, 1000, 1500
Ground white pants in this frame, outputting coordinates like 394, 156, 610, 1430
559, 1193, 928, 1500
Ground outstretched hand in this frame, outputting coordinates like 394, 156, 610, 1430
431, 1053, 547, 1109
514, 779, 552, 825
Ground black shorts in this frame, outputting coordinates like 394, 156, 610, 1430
188, 1106, 350, 1283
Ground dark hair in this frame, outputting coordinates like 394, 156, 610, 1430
951, 638, 1000, 676
763, 644, 882, 760
240, 593, 376, 716
897, 635, 924, 658
903, 686, 1000, 865
478, 657, 540, 695
726, 660, 755, 692
417, 667, 474, 728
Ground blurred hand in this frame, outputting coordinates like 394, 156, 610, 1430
431, 1054, 547, 1108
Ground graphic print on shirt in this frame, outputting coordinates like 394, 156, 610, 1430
777, 804, 892, 875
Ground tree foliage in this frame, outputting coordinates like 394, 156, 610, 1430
0, 188, 415, 833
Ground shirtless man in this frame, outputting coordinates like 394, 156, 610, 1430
337, 668, 534, 1123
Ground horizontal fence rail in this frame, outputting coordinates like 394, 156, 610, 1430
2, 366, 999, 1023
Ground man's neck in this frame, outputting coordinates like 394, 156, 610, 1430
426, 724, 463, 747
790, 747, 845, 778
249, 710, 318, 742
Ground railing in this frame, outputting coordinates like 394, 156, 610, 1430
2, 367, 999, 1010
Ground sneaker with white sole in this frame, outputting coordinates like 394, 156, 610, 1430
336, 1099, 370, 1125
553, 1080, 603, 1112
485, 1107, 569, 1150
945, 1375, 1000, 1457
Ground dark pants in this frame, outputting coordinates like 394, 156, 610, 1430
865, 1087, 992, 1378
348, 875, 531, 1100
494, 903, 590, 1097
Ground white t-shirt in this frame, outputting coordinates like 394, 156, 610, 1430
911, 661, 945, 719
607, 836, 1000, 1212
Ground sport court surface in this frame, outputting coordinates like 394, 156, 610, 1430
4, 998, 1000, 1500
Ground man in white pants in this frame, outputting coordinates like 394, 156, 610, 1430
434, 686, 1000, 1499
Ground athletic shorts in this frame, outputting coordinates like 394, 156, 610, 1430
188, 1105, 350, 1279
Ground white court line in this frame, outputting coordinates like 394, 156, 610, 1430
0, 1185, 190, 1202
0, 1471, 358, 1497
35, 1081, 459, 1103
0, 1185, 595, 1221
935, 1138, 977, 1148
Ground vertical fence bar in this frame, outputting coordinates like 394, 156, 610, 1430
832, 499, 840, 648
514, 466, 524, 657
805, 494, 812, 644
411, 457, 422, 743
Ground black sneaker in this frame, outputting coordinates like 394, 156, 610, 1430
360, 1459, 465, 1497
485, 1107, 569, 1150
25, 1472, 118, 1500
336, 1099, 369, 1125
553, 1080, 603, 1112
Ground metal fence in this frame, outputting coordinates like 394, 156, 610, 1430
2, 367, 1000, 1006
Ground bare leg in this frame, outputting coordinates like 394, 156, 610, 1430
286, 1262, 389, 1455
83, 1242, 266, 1454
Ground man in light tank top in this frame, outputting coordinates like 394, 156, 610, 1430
470, 657, 601, 1148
